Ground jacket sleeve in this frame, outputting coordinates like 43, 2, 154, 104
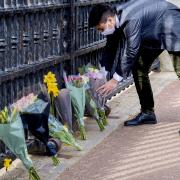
116, 19, 141, 77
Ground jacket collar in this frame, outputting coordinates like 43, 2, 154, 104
115, 15, 120, 28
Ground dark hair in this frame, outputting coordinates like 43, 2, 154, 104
88, 4, 116, 28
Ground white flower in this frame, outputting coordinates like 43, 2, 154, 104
94, 69, 99, 73
81, 75, 89, 84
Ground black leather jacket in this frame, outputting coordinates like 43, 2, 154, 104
101, 0, 180, 77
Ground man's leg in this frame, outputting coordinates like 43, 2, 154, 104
124, 49, 163, 126
170, 52, 180, 79
133, 57, 155, 112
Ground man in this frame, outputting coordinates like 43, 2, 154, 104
88, 0, 180, 126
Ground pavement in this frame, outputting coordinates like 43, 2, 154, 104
59, 72, 180, 180
0, 71, 179, 180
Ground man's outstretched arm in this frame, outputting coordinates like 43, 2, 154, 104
97, 19, 142, 95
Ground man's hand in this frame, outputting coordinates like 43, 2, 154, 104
96, 79, 118, 96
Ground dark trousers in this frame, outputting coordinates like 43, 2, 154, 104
171, 52, 180, 79
132, 49, 180, 112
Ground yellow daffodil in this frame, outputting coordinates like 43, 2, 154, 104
0, 107, 9, 124
44, 72, 60, 97
44, 72, 57, 84
47, 82, 58, 87
47, 83, 59, 97
4, 159, 12, 171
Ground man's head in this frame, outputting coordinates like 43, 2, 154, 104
88, 4, 117, 36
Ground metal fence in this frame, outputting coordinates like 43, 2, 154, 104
0, 0, 130, 109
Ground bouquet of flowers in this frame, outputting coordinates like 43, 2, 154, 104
41, 72, 73, 131
0, 107, 40, 180
20, 97, 60, 166
48, 114, 82, 151
54, 89, 73, 131
85, 90, 105, 131
79, 64, 109, 126
63, 72, 87, 140
12, 93, 37, 112
66, 72, 106, 131
89, 78, 108, 126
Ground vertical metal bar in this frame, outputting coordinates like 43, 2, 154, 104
22, 13, 30, 66
20, 77, 23, 99
28, 12, 34, 64
37, 12, 42, 61
0, 83, 3, 109
52, 10, 59, 56
27, 74, 31, 95
82, 7, 85, 48
0, 1, 5, 8
5, 15, 11, 71
75, 6, 78, 50
57, 8, 63, 56
41, 12, 45, 59
2, 82, 8, 107
38, 12, 43, 60
43, 12, 50, 58
34, 12, 40, 63
48, 10, 53, 57
11, 14, 19, 70
17, 0, 24, 8
28, 0, 35, 6
75, 7, 79, 49
57, 9, 62, 56
6, 81, 12, 105
13, 79, 17, 103
12, 0, 17, 8
5, 0, 12, 8
24, 0, 28, 6
80, 7, 83, 49
24, 74, 28, 96
89, 6, 93, 45
34, 73, 38, 94
47, 11, 51, 58
0, 16, 6, 73
70, 0, 76, 74
37, 0, 44, 5
17, 13, 24, 68
49, 10, 53, 56
85, 7, 88, 47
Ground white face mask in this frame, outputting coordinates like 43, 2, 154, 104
101, 23, 115, 36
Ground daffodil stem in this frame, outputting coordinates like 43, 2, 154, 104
98, 109, 108, 126
52, 156, 60, 166
96, 119, 105, 131
80, 125, 87, 140
50, 95, 56, 117
29, 167, 41, 180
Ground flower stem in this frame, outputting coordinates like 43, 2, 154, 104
29, 167, 41, 180
51, 156, 60, 166
96, 119, 105, 131
98, 109, 108, 126
50, 95, 56, 117
74, 143, 82, 151
80, 125, 87, 140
